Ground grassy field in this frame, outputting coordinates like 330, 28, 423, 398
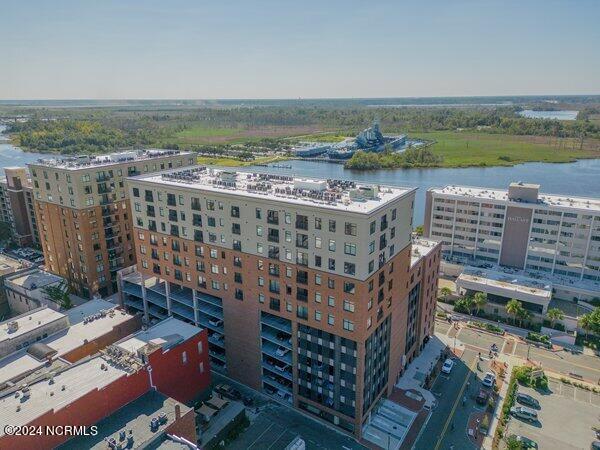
288, 132, 348, 143
171, 124, 327, 145
411, 131, 600, 167
196, 155, 289, 167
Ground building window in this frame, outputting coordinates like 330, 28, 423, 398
344, 243, 357, 256
343, 300, 355, 313
344, 222, 357, 236
182, 351, 188, 364
328, 295, 335, 307
329, 220, 336, 232
343, 319, 354, 332
328, 314, 335, 326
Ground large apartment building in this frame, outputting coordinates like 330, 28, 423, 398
118, 166, 440, 437
28, 150, 196, 298
0, 167, 38, 246
424, 182, 600, 311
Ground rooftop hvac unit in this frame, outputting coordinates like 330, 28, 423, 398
7, 321, 18, 333
293, 178, 326, 192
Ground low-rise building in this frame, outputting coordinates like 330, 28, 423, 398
0, 316, 210, 450
4, 268, 65, 314
0, 253, 29, 317
0, 299, 141, 391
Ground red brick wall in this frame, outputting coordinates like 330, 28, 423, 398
148, 329, 211, 404
0, 368, 151, 450
165, 407, 197, 444
61, 314, 142, 363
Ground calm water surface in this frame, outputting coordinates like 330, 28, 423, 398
1, 125, 599, 225
518, 110, 578, 120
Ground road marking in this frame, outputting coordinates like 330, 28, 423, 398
434, 357, 476, 450
247, 422, 276, 449
268, 428, 290, 449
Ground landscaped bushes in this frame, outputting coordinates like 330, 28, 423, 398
493, 367, 519, 449
468, 321, 505, 335
526, 332, 551, 347
514, 366, 549, 390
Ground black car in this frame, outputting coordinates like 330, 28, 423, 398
516, 392, 540, 409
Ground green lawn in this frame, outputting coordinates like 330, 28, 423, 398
173, 126, 241, 143
196, 155, 289, 167
290, 132, 348, 143
412, 131, 600, 167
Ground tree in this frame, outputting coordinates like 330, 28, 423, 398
42, 282, 72, 310
440, 287, 452, 302
473, 292, 488, 316
414, 225, 424, 236
463, 296, 475, 315
516, 307, 531, 328
546, 307, 564, 329
506, 299, 522, 325
579, 314, 592, 338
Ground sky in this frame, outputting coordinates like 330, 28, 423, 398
1, 0, 599, 99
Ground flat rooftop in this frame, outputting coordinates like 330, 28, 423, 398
0, 300, 135, 388
116, 316, 200, 355
0, 254, 24, 275
133, 166, 415, 214
0, 356, 129, 436
0, 308, 66, 344
457, 266, 552, 302
5, 269, 62, 291
411, 238, 439, 267
58, 390, 191, 450
29, 149, 193, 171
430, 184, 600, 212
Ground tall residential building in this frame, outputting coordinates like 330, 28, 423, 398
28, 150, 196, 298
0, 167, 38, 246
118, 166, 440, 437
424, 182, 600, 311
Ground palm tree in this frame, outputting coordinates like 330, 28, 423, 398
516, 307, 531, 328
546, 307, 564, 329
473, 292, 488, 316
463, 296, 475, 316
506, 299, 522, 326
579, 313, 592, 338
440, 287, 452, 303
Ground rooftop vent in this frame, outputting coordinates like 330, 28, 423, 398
7, 321, 18, 333
349, 185, 379, 200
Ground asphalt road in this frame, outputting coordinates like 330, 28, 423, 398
414, 348, 489, 450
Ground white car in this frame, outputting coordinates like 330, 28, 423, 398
482, 372, 496, 387
276, 346, 290, 357
441, 358, 454, 374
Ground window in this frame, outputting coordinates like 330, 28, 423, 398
315, 237, 322, 249
344, 282, 355, 294
315, 217, 322, 229
297, 305, 308, 320
329, 240, 336, 251
285, 212, 291, 224
328, 295, 335, 306
328, 314, 335, 326
231, 206, 240, 217
256, 208, 262, 219
315, 310, 322, 321
344, 243, 356, 256
343, 300, 355, 312
343, 319, 354, 331
328, 258, 335, 270
256, 225, 263, 236
315, 274, 321, 285
328, 220, 336, 232
344, 262, 356, 275
315, 292, 322, 303
344, 222, 357, 236
182, 351, 188, 364
257, 243, 264, 254
295, 214, 308, 230
370, 221, 376, 234
369, 241, 375, 254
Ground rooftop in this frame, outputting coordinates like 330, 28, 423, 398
0, 356, 130, 436
134, 166, 415, 214
0, 254, 25, 275
430, 184, 600, 213
116, 316, 201, 355
410, 238, 439, 267
29, 149, 192, 171
5, 269, 62, 291
58, 390, 191, 450
457, 266, 552, 303
0, 308, 66, 345
0, 300, 135, 388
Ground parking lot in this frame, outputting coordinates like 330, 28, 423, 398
506, 379, 600, 449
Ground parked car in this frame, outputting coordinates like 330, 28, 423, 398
509, 435, 538, 449
476, 389, 490, 405
516, 392, 540, 409
592, 441, 600, 450
276, 346, 290, 357
215, 383, 241, 400
482, 372, 496, 388
441, 358, 454, 374
208, 317, 223, 327
510, 406, 538, 423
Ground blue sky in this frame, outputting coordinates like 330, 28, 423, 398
1, 0, 599, 99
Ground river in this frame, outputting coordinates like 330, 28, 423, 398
1, 125, 599, 225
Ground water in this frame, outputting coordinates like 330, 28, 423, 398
246, 159, 600, 225
518, 110, 578, 120
1, 124, 598, 226
0, 125, 55, 170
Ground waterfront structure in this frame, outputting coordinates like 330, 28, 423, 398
118, 166, 440, 437
28, 150, 196, 298
0, 316, 209, 449
0, 167, 39, 246
424, 182, 600, 310
4, 268, 65, 314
